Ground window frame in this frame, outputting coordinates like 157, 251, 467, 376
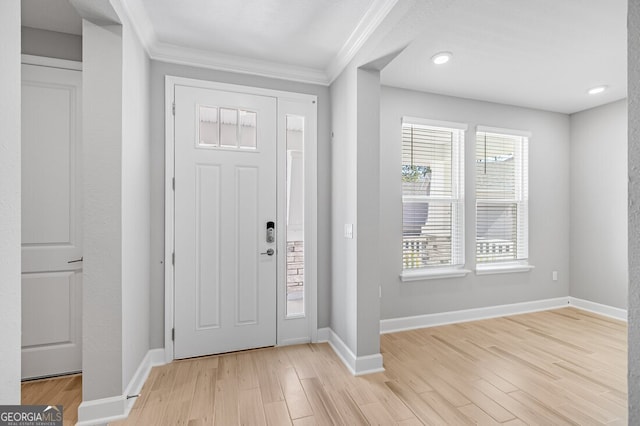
474, 126, 533, 275
399, 117, 470, 281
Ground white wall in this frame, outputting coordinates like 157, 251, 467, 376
148, 60, 332, 348
21, 27, 82, 62
119, 5, 151, 392
81, 19, 124, 401
380, 86, 571, 320
356, 68, 381, 356
570, 99, 628, 309
328, 65, 383, 361
628, 0, 640, 421
0, 0, 22, 405
79, 0, 152, 411
330, 66, 359, 353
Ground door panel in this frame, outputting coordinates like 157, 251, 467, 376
236, 166, 259, 326
21, 272, 82, 378
21, 64, 82, 379
195, 165, 221, 330
174, 85, 277, 359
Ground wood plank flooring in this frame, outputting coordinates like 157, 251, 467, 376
22, 307, 628, 425
21, 374, 81, 426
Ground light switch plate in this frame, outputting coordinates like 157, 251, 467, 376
344, 224, 353, 239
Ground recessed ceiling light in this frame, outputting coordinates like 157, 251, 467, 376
587, 85, 608, 95
432, 51, 452, 65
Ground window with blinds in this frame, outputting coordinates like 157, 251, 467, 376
402, 117, 465, 270
475, 127, 529, 264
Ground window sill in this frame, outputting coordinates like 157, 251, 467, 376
400, 268, 471, 282
475, 263, 535, 276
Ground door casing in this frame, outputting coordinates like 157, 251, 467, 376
164, 76, 318, 362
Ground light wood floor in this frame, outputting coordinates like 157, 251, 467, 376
21, 373, 81, 426
23, 307, 628, 425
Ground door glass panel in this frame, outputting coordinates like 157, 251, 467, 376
198, 106, 219, 146
220, 108, 238, 147
286, 115, 305, 317
239, 110, 257, 149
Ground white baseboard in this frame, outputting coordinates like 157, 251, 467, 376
380, 296, 628, 335
279, 337, 311, 346
316, 327, 330, 343
76, 395, 127, 426
569, 297, 627, 321
380, 297, 570, 334
327, 329, 384, 376
76, 348, 166, 426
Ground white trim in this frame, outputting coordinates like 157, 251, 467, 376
151, 43, 328, 86
476, 125, 532, 138
164, 76, 175, 364
165, 76, 319, 361
76, 396, 126, 426
21, 54, 82, 71
279, 337, 312, 347
118, 0, 157, 54
276, 97, 319, 345
123, 349, 166, 411
569, 297, 627, 321
316, 327, 330, 342
475, 263, 535, 275
380, 297, 570, 334
402, 116, 468, 131
120, 0, 396, 86
168, 76, 317, 102
400, 268, 471, 282
327, 329, 384, 376
76, 349, 165, 425
326, 0, 398, 83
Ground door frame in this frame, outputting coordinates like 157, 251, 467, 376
164, 76, 318, 362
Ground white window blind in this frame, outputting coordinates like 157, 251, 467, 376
475, 128, 529, 264
402, 118, 465, 270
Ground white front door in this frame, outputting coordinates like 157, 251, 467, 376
21, 63, 83, 379
173, 85, 277, 359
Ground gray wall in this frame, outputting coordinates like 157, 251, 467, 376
119, 3, 151, 392
21, 27, 82, 62
0, 0, 21, 405
380, 86, 571, 320
356, 68, 382, 356
82, 19, 124, 401
148, 61, 332, 348
628, 0, 640, 421
570, 99, 628, 309
328, 65, 383, 359
80, 0, 152, 402
329, 66, 358, 352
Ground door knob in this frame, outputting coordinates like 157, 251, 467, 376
261, 249, 275, 256
68, 257, 83, 263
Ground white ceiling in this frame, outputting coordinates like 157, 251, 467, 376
141, 0, 374, 71
380, 0, 627, 114
21, 0, 627, 114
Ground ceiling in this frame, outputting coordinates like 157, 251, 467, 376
142, 0, 374, 71
21, 0, 627, 114
380, 0, 627, 114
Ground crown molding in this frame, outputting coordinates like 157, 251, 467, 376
325, 0, 399, 83
119, 0, 397, 87
149, 42, 329, 85
119, 0, 158, 50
